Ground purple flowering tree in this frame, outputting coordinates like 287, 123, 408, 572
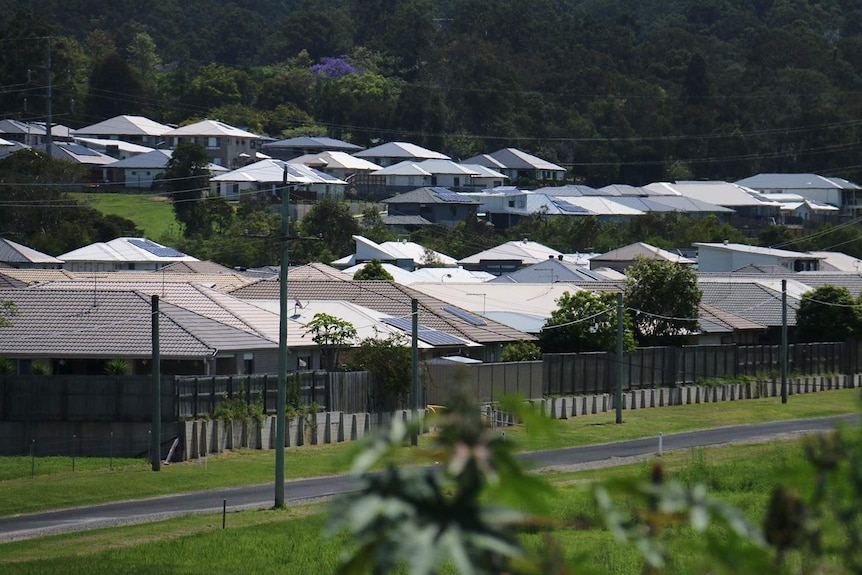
309, 56, 359, 79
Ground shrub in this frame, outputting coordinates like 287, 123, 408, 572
31, 360, 51, 375
104, 358, 130, 375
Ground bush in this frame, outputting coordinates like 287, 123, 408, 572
104, 358, 130, 375
0, 357, 14, 375
213, 386, 264, 422
31, 360, 51, 375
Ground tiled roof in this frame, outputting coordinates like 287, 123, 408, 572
229, 279, 532, 344
698, 280, 798, 327
383, 187, 481, 204
0, 288, 276, 358
157, 260, 237, 274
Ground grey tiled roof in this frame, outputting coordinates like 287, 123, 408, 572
0, 288, 275, 358
698, 281, 798, 327
229, 279, 532, 344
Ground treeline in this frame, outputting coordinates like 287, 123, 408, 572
3, 0, 862, 186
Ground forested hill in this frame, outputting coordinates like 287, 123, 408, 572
3, 0, 862, 187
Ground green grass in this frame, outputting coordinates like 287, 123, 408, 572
69, 192, 180, 240
0, 440, 824, 574
0, 389, 858, 518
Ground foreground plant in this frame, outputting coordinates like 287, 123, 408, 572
328, 395, 553, 575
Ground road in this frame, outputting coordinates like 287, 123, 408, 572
0, 414, 857, 544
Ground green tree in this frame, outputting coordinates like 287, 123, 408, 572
299, 199, 360, 260
348, 332, 411, 410
0, 300, 17, 328
353, 259, 393, 281
163, 142, 213, 238
500, 340, 542, 362
796, 285, 861, 342
624, 258, 701, 347
304, 312, 358, 372
539, 290, 636, 354
86, 53, 148, 118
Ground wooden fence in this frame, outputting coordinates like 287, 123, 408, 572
423, 360, 544, 404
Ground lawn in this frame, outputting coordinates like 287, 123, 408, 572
0, 389, 858, 518
69, 192, 180, 240
0, 439, 832, 574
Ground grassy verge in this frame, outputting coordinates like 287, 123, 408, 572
0, 389, 857, 518
69, 192, 179, 240
0, 439, 820, 574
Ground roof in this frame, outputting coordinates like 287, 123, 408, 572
466, 148, 564, 172
57, 238, 198, 264
612, 195, 734, 213
490, 259, 608, 283
460, 164, 508, 180
331, 235, 457, 268
43, 142, 117, 166
0, 287, 277, 358
643, 181, 779, 208
556, 196, 646, 216
354, 141, 450, 160
263, 136, 363, 152
0, 238, 63, 265
459, 240, 569, 266
383, 187, 482, 205
108, 149, 172, 169
698, 279, 799, 327
381, 215, 434, 226
74, 137, 155, 155
593, 242, 695, 265
736, 173, 862, 191
285, 263, 353, 281
211, 159, 346, 185
287, 151, 381, 171
76, 116, 173, 137
808, 251, 862, 272
229, 279, 532, 344
534, 184, 606, 196
164, 120, 259, 139
0, 119, 42, 136
694, 242, 823, 259
157, 260, 237, 274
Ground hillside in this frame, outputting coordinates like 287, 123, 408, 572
2, 0, 862, 186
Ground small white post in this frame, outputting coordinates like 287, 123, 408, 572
658, 432, 663, 457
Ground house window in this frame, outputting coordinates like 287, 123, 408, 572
207, 137, 219, 149
297, 355, 310, 370
508, 200, 515, 208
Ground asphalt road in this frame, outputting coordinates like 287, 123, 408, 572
0, 414, 857, 544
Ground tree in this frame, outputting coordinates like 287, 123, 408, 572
348, 332, 411, 410
163, 142, 213, 238
796, 285, 861, 342
86, 53, 148, 118
624, 258, 701, 347
353, 259, 393, 281
500, 340, 542, 362
304, 313, 357, 372
299, 199, 360, 259
0, 300, 17, 328
539, 290, 636, 354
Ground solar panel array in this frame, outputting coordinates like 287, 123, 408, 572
431, 187, 473, 203
63, 143, 101, 157
381, 317, 467, 346
551, 199, 589, 213
442, 305, 487, 325
128, 239, 186, 258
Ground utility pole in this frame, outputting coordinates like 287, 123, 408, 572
411, 298, 419, 446
615, 292, 624, 424
781, 279, 788, 404
45, 38, 53, 159
151, 295, 161, 471
275, 165, 290, 508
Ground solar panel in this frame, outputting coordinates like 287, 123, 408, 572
128, 239, 186, 258
431, 188, 474, 203
442, 305, 486, 326
551, 199, 589, 213
381, 317, 467, 346
63, 143, 101, 156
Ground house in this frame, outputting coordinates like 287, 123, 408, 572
73, 137, 154, 160
74, 115, 172, 147
373, 160, 507, 193
0, 138, 29, 160
0, 286, 281, 376
261, 136, 363, 160
229, 278, 533, 362
489, 258, 608, 283
0, 238, 63, 269
331, 235, 457, 271
757, 192, 840, 225
57, 237, 198, 272
382, 187, 482, 226
0, 119, 71, 147
590, 242, 696, 273
353, 141, 450, 167
164, 120, 261, 168
694, 242, 824, 273
643, 181, 780, 226
458, 239, 575, 276
287, 150, 382, 181
463, 148, 566, 184
735, 173, 862, 220
210, 159, 347, 206
108, 149, 227, 189
37, 141, 117, 183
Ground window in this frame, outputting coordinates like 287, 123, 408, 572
207, 137, 219, 149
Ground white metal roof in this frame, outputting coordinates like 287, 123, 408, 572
76, 115, 173, 137
164, 120, 260, 139
58, 238, 198, 263
288, 150, 382, 171
354, 141, 450, 160
643, 181, 780, 207
211, 159, 346, 185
